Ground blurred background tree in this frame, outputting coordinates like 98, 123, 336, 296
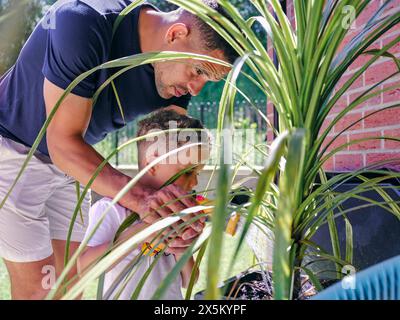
0, 0, 56, 75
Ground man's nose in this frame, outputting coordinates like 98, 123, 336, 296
187, 79, 207, 96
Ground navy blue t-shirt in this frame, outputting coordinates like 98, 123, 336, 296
0, 0, 191, 156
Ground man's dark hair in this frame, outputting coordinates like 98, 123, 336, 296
179, 0, 240, 64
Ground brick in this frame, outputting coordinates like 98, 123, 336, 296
349, 54, 376, 71
346, 37, 381, 72
267, 47, 274, 59
337, 34, 352, 53
267, 130, 274, 142
336, 72, 363, 92
366, 40, 382, 52
267, 0, 400, 172
323, 157, 335, 171
364, 107, 400, 128
366, 152, 400, 170
321, 135, 348, 153
383, 128, 400, 149
348, 131, 382, 151
381, 32, 400, 56
355, 0, 380, 26
319, 118, 335, 136
334, 112, 363, 132
365, 60, 399, 86
267, 102, 274, 114
287, 2, 295, 28
349, 88, 382, 109
335, 154, 363, 170
382, 82, 400, 103
267, 112, 274, 126
384, 0, 400, 15
331, 95, 349, 113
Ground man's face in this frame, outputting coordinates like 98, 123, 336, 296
153, 24, 231, 99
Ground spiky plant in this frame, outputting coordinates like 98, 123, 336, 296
165, 0, 400, 300
1, 0, 399, 300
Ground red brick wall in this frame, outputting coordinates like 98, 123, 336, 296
267, 0, 400, 171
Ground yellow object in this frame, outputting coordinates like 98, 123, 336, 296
141, 241, 165, 257
142, 195, 241, 255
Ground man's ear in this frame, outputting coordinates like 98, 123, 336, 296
165, 23, 190, 44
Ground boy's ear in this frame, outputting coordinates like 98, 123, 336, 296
148, 166, 156, 176
144, 150, 160, 176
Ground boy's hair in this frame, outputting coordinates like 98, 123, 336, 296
136, 109, 210, 165
178, 0, 240, 64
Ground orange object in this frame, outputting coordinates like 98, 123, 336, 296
195, 195, 214, 214
196, 195, 240, 236
226, 212, 241, 236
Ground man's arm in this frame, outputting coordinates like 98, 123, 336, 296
43, 78, 148, 211
43, 79, 203, 236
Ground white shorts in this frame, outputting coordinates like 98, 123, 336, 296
0, 135, 90, 262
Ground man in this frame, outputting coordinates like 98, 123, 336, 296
0, 0, 237, 299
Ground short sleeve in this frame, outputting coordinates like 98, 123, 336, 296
84, 198, 125, 247
42, 2, 111, 98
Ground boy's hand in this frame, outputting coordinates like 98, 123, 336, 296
125, 184, 205, 242
165, 247, 188, 257
140, 184, 204, 225
165, 234, 200, 256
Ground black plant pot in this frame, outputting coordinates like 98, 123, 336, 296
310, 171, 400, 279
194, 271, 318, 300
194, 271, 273, 300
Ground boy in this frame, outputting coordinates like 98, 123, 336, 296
78, 108, 211, 300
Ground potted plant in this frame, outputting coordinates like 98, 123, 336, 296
2, 0, 398, 300
170, 0, 400, 300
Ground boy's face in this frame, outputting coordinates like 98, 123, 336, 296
152, 162, 205, 192
142, 145, 209, 192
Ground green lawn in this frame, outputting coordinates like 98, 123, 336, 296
0, 234, 253, 300
0, 258, 10, 300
